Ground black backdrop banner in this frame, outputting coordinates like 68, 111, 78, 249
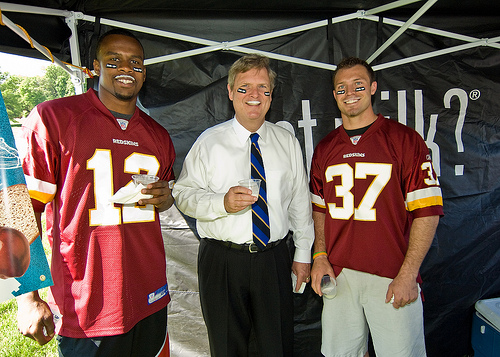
126, 16, 500, 356
88, 13, 500, 357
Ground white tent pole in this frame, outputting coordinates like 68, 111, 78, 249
366, 0, 438, 64
220, 19, 328, 48
365, 15, 479, 43
230, 47, 337, 71
146, 45, 224, 65
88, 8, 499, 72
487, 36, 500, 50
365, 0, 423, 15
364, 15, 500, 50
147, 44, 338, 71
218, 10, 402, 70
145, 19, 332, 65
0, 2, 70, 17
99, 12, 359, 70
1, 3, 89, 91
81, 5, 441, 72
372, 39, 492, 71
225, 12, 361, 46
83, 13, 361, 50
81, 15, 220, 47
0, 10, 75, 77
86, 15, 349, 70
2, 3, 498, 74
65, 12, 85, 94
226, 11, 360, 48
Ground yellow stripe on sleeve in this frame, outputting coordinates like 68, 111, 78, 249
406, 187, 443, 211
28, 189, 56, 204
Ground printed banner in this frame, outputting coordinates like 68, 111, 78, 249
129, 17, 500, 356
0, 88, 52, 302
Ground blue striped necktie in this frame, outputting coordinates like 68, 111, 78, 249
250, 133, 270, 249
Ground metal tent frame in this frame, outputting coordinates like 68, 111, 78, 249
1, 0, 499, 94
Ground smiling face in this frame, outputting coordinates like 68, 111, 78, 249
228, 68, 272, 132
333, 64, 377, 128
93, 34, 146, 114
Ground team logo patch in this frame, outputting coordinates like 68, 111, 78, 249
148, 283, 169, 305
116, 119, 129, 130
350, 135, 361, 145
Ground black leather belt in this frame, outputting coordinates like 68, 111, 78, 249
207, 238, 284, 253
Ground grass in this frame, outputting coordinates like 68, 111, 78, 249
0, 215, 57, 357
0, 288, 57, 356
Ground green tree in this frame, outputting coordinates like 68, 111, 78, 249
0, 74, 24, 120
44, 65, 75, 99
1, 63, 77, 122
18, 76, 48, 113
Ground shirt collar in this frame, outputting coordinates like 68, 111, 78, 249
231, 117, 268, 144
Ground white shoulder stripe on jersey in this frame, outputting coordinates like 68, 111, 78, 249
25, 175, 57, 196
406, 186, 442, 203
311, 193, 325, 207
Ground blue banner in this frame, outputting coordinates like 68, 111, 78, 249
0, 88, 52, 302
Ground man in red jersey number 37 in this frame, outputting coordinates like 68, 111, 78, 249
310, 57, 443, 357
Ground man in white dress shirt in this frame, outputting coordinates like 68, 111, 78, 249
173, 54, 314, 357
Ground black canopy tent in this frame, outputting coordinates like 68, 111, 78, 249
1, 1, 499, 356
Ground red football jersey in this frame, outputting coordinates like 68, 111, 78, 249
22, 89, 175, 338
310, 115, 443, 279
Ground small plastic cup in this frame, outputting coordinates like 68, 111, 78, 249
321, 275, 337, 299
132, 174, 159, 186
238, 179, 261, 197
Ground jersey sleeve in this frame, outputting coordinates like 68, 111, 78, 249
157, 131, 176, 183
310, 147, 326, 214
21, 106, 59, 212
404, 135, 444, 217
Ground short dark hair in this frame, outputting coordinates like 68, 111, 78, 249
95, 28, 144, 61
333, 57, 375, 86
228, 54, 277, 91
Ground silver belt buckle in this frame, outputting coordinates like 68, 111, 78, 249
248, 243, 259, 253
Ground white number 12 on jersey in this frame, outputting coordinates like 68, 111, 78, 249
87, 149, 160, 226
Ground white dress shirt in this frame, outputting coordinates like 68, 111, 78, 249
173, 118, 314, 263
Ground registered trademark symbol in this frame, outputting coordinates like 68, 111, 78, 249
469, 89, 480, 100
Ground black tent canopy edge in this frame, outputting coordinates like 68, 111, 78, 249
1, 0, 499, 91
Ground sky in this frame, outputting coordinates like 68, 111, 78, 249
0, 52, 51, 77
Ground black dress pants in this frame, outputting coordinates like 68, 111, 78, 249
198, 238, 293, 357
